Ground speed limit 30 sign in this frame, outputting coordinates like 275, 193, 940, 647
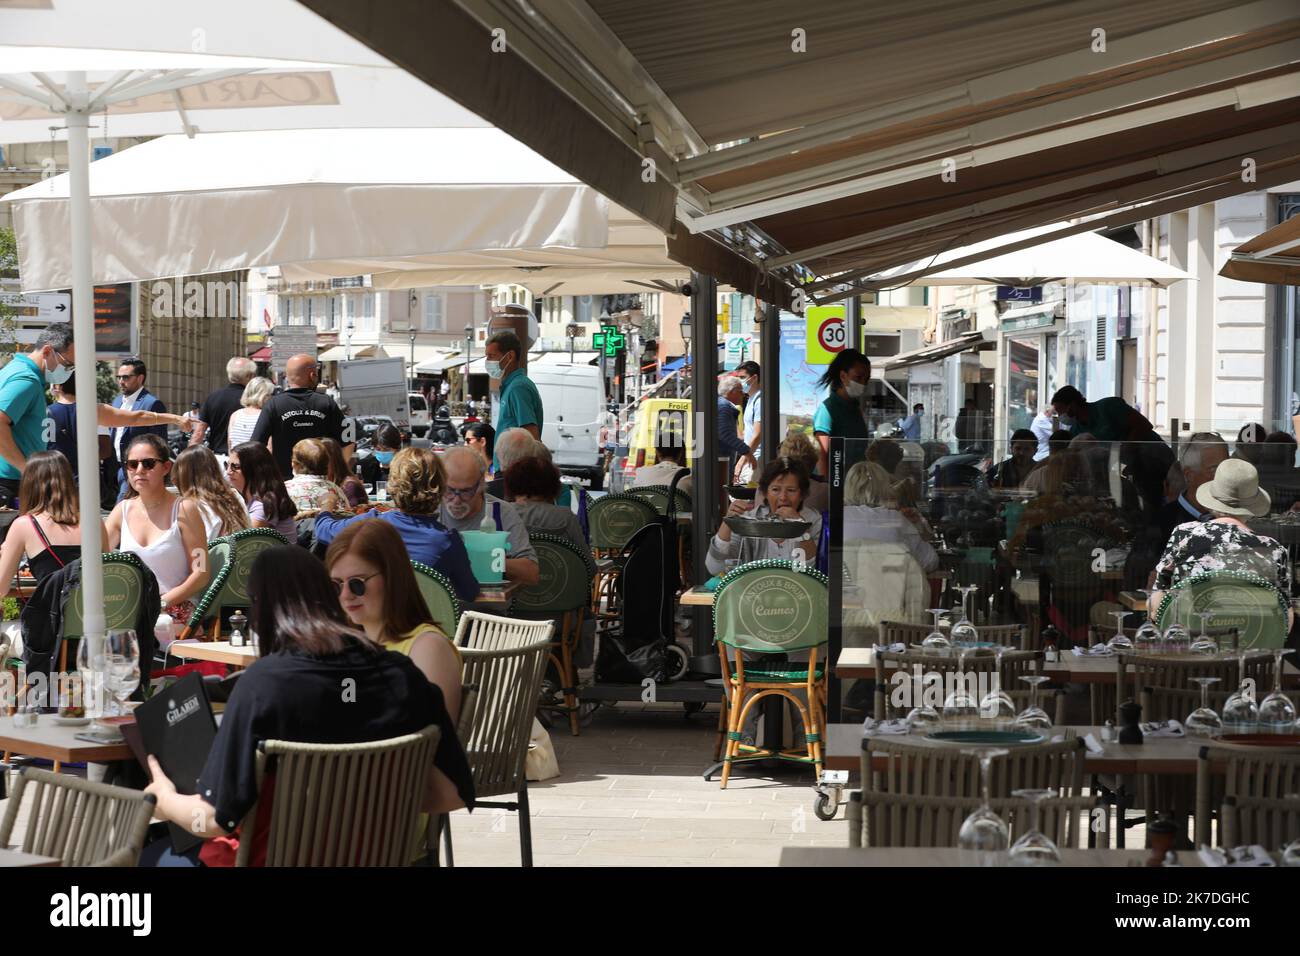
805, 305, 846, 364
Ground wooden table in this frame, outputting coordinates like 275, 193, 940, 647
0, 849, 61, 867
0, 720, 132, 763
779, 847, 1203, 867
168, 640, 258, 668
468, 580, 522, 606
1119, 591, 1148, 611
825, 723, 1209, 776
834, 646, 1300, 687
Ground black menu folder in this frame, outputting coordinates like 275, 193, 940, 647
132, 673, 218, 853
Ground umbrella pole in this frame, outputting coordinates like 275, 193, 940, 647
66, 75, 107, 654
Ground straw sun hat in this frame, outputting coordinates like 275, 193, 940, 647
1195, 458, 1270, 517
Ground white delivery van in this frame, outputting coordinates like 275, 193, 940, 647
532, 364, 606, 489
408, 392, 430, 437
338, 357, 411, 438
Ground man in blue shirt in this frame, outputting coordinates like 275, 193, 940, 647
0, 323, 76, 504
897, 402, 924, 441
485, 330, 542, 473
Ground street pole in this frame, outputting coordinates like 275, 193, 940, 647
464, 325, 473, 407
689, 272, 718, 659
409, 330, 415, 388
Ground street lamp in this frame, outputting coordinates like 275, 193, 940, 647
463, 324, 474, 406
345, 318, 355, 360
679, 311, 692, 363
408, 328, 416, 388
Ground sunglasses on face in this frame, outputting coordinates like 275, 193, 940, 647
332, 572, 381, 597
124, 458, 160, 472
224, 460, 242, 473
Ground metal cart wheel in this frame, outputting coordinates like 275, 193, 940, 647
813, 790, 840, 821
664, 643, 689, 681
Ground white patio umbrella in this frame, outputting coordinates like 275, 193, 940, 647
0, 0, 486, 648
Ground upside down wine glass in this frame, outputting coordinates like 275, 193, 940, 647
1222, 652, 1259, 732
1189, 612, 1219, 656
979, 645, 1018, 721
1015, 675, 1053, 731
1008, 789, 1062, 866
1185, 677, 1222, 737
958, 748, 1010, 866
1258, 648, 1298, 733
922, 607, 951, 651
1134, 618, 1162, 653
1163, 622, 1192, 656
1107, 611, 1133, 652
943, 648, 980, 723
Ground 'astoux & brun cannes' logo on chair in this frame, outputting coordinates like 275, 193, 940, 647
732, 573, 815, 647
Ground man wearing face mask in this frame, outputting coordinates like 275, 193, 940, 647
735, 361, 762, 482
484, 331, 542, 474
437, 446, 540, 586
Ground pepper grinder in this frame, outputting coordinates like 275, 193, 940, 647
1118, 699, 1144, 745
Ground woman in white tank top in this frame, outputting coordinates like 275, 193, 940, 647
106, 435, 210, 622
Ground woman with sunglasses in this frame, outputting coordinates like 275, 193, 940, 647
141, 545, 473, 867
325, 519, 462, 714
314, 447, 479, 601
172, 446, 249, 540
226, 441, 297, 540
105, 434, 210, 622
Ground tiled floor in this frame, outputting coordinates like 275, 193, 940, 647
440, 701, 847, 867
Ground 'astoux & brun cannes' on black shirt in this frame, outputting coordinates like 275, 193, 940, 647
249, 387, 344, 477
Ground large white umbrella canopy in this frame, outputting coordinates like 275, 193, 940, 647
0, 0, 488, 649
863, 225, 1191, 289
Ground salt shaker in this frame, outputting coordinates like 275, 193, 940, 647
228, 610, 248, 648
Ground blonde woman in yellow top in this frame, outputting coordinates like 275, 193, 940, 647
325, 518, 461, 719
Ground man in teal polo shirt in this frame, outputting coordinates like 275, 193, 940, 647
0, 323, 76, 503
485, 330, 543, 472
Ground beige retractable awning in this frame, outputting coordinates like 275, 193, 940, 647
1220, 214, 1300, 285
882, 330, 995, 371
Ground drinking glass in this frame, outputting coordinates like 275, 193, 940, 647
104, 630, 140, 717
922, 607, 951, 651
1015, 675, 1052, 731
1258, 648, 1297, 733
958, 748, 1010, 865
950, 607, 978, 648
1189, 612, 1219, 655
1185, 677, 1222, 737
958, 584, 980, 627
979, 645, 1017, 721
1163, 623, 1191, 655
75, 634, 108, 720
1133, 619, 1162, 653
1008, 789, 1062, 866
943, 649, 979, 723
1107, 611, 1133, 652
1222, 653, 1259, 732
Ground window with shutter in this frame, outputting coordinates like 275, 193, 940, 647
422, 293, 445, 331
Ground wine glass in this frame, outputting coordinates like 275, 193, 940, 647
980, 645, 1017, 721
958, 584, 980, 626
1258, 648, 1297, 733
1222, 653, 1259, 732
104, 630, 140, 717
1189, 612, 1219, 655
922, 607, 951, 651
1163, 623, 1191, 655
1185, 677, 1222, 737
951, 608, 978, 648
958, 748, 1010, 866
1107, 611, 1133, 651
1015, 675, 1052, 731
1134, 619, 1162, 653
1008, 788, 1062, 866
943, 649, 979, 723
74, 634, 108, 720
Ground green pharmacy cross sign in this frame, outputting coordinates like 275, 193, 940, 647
592, 324, 626, 357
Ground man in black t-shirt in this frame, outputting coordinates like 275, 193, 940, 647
192, 356, 256, 455
250, 354, 347, 476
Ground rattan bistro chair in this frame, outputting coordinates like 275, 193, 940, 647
455, 637, 552, 866
713, 560, 829, 789
587, 493, 657, 619
234, 725, 441, 867
1220, 795, 1300, 849
411, 561, 462, 639
1155, 569, 1291, 651
179, 528, 290, 641
860, 736, 1086, 801
454, 610, 555, 651
1195, 744, 1300, 848
847, 790, 1092, 849
872, 648, 1057, 723
880, 620, 1027, 650
0, 767, 155, 866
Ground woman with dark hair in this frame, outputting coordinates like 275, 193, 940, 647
504, 457, 591, 559
706, 456, 821, 575
325, 518, 461, 713
812, 348, 872, 477
0, 450, 107, 588
463, 421, 495, 473
226, 441, 297, 540
142, 545, 473, 867
319, 437, 368, 507
314, 446, 479, 601
106, 434, 210, 622
172, 445, 249, 540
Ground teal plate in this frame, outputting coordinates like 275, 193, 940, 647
925, 730, 1045, 745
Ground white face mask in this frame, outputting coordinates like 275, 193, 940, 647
843, 379, 866, 399
44, 349, 73, 386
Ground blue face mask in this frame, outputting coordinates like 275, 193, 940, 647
375, 450, 395, 465
741, 378, 752, 395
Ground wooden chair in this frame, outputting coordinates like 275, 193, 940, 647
1195, 744, 1300, 848
179, 528, 289, 641
1155, 569, 1291, 650
861, 736, 1087, 801
586, 493, 657, 618
0, 767, 155, 866
1219, 795, 1300, 849
411, 561, 462, 639
872, 648, 1056, 723
511, 533, 596, 736
847, 789, 1093, 849
713, 559, 828, 788
880, 620, 1027, 649
234, 725, 441, 866
456, 637, 552, 866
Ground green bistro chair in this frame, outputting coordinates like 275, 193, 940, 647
624, 483, 691, 518
411, 561, 462, 639
1155, 569, 1291, 651
712, 559, 829, 789
511, 532, 597, 736
178, 538, 233, 641
60, 551, 153, 673
180, 528, 289, 641
586, 493, 657, 619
